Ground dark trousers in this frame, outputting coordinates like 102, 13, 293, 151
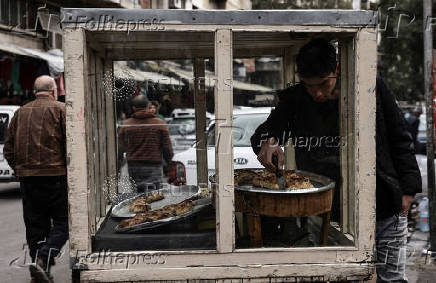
128, 165, 163, 193
20, 175, 69, 266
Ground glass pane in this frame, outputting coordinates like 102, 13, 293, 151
95, 31, 216, 252
233, 33, 354, 249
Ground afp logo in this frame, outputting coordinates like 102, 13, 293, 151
234, 158, 248, 165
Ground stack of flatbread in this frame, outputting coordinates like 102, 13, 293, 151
234, 169, 313, 190
128, 191, 165, 213
119, 200, 194, 229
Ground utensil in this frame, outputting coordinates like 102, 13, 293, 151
272, 155, 286, 189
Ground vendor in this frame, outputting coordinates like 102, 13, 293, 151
251, 38, 421, 282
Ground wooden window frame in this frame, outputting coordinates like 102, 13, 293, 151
63, 10, 377, 282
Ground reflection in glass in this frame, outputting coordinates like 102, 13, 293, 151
94, 54, 217, 252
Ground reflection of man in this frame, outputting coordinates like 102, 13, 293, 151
118, 94, 173, 191
251, 38, 421, 282
4, 75, 68, 283
406, 107, 422, 149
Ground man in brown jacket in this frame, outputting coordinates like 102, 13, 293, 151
4, 75, 67, 283
118, 94, 173, 192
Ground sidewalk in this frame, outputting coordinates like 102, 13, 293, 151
406, 229, 436, 283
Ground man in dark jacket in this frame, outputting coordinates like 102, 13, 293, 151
118, 94, 173, 192
4, 75, 68, 283
251, 38, 421, 282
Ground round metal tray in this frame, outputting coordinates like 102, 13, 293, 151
111, 185, 200, 218
114, 198, 211, 233
210, 169, 335, 194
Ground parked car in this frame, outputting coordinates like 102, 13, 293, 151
168, 108, 213, 153
0, 105, 20, 182
170, 107, 273, 185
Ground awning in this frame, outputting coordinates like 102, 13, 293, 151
0, 42, 64, 77
166, 66, 273, 92
114, 61, 184, 86
21, 48, 63, 77
0, 42, 33, 57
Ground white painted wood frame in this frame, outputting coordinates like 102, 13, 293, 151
63, 18, 377, 282
214, 29, 234, 253
339, 37, 357, 236
63, 28, 92, 252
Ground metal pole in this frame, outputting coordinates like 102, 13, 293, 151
424, 0, 435, 252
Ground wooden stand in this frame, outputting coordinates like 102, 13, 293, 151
235, 187, 334, 247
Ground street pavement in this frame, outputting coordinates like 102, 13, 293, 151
0, 183, 71, 283
406, 229, 436, 283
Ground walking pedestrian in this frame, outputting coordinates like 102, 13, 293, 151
118, 94, 173, 192
4, 75, 68, 283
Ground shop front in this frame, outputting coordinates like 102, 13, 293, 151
62, 8, 377, 282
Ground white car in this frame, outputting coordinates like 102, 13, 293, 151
171, 107, 273, 186
0, 105, 20, 182
168, 108, 213, 153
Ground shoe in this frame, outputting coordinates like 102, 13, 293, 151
29, 258, 53, 283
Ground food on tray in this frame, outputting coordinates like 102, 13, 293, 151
129, 198, 151, 213
283, 171, 313, 189
174, 200, 194, 215
119, 200, 194, 229
252, 171, 281, 190
234, 169, 258, 186
128, 191, 165, 213
234, 169, 313, 190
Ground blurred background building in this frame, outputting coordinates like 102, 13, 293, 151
1, 0, 430, 109
0, 0, 251, 106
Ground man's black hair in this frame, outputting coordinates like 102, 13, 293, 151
131, 94, 149, 108
296, 38, 337, 78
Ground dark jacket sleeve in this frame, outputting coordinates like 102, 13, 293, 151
251, 89, 292, 155
378, 77, 422, 195
4, 112, 18, 171
161, 125, 174, 163
117, 123, 126, 162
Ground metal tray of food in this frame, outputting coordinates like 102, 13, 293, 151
111, 185, 200, 218
209, 169, 335, 194
114, 198, 211, 233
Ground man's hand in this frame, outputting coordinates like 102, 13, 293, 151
257, 137, 284, 172
401, 195, 414, 216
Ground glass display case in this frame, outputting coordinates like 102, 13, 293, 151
62, 8, 377, 282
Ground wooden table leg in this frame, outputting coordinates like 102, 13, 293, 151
235, 212, 245, 237
321, 211, 331, 246
246, 214, 262, 248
